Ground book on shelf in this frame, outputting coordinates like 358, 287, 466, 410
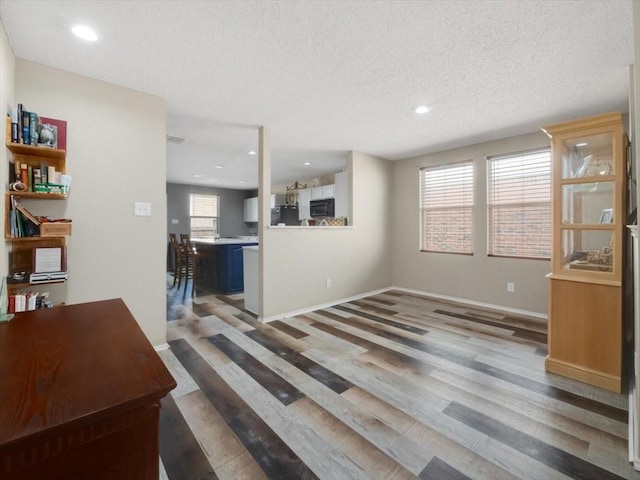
29, 112, 37, 146
20, 163, 27, 187
8, 290, 51, 313
16, 103, 23, 144
10, 107, 18, 143
21, 110, 30, 145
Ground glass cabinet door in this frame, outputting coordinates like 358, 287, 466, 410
547, 112, 623, 282
561, 132, 614, 180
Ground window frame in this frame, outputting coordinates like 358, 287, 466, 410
486, 147, 551, 260
419, 160, 474, 255
189, 193, 220, 238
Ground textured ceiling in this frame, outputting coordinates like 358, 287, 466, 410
0, 0, 634, 190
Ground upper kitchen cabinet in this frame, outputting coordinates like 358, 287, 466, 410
243, 197, 258, 223
334, 170, 348, 218
542, 111, 627, 393
244, 194, 276, 223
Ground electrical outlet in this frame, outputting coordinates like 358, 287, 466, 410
325, 278, 332, 288
507, 282, 515, 293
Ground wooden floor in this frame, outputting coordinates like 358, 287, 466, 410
160, 281, 639, 479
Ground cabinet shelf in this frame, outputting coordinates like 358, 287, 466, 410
6, 191, 67, 200
5, 235, 67, 242
6, 142, 65, 159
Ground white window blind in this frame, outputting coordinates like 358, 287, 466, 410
189, 193, 219, 238
420, 161, 474, 254
487, 148, 551, 259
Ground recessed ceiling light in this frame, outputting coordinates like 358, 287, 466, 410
72, 25, 98, 42
303, 162, 312, 166
239, 180, 246, 184
414, 105, 430, 115
248, 150, 257, 156
575, 142, 588, 147
214, 165, 224, 169
192, 174, 203, 178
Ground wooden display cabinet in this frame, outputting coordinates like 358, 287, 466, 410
542, 111, 626, 392
5, 137, 69, 296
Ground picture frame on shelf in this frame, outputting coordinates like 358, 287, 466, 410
33, 246, 66, 273
36, 123, 57, 149
599, 208, 613, 224
38, 116, 67, 150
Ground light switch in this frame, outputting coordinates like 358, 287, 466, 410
171, 219, 179, 224
134, 202, 151, 216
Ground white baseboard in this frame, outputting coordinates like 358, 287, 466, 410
390, 286, 548, 321
259, 286, 393, 323
154, 343, 170, 352
259, 285, 547, 323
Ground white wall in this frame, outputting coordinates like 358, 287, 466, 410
0, 22, 14, 280
392, 131, 551, 315
15, 60, 168, 345
261, 151, 392, 319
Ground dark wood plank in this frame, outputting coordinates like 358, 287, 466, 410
245, 329, 354, 394
443, 402, 626, 480
336, 304, 429, 335
349, 300, 401, 317
363, 295, 397, 306
160, 394, 218, 480
168, 338, 319, 480
434, 309, 547, 344
207, 334, 305, 406
419, 457, 472, 480
269, 320, 309, 339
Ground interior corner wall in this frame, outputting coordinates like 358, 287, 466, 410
391, 131, 551, 315
261, 151, 392, 318
0, 21, 15, 280
15, 60, 167, 345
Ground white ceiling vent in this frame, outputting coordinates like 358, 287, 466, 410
166, 134, 186, 144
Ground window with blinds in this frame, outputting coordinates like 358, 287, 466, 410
189, 193, 219, 238
420, 161, 474, 254
487, 148, 551, 259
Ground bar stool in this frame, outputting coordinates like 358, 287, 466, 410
179, 233, 200, 296
169, 233, 184, 288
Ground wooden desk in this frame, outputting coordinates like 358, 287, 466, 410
0, 299, 176, 479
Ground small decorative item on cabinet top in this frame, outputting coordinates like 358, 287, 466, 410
285, 181, 307, 206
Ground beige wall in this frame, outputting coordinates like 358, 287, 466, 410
15, 60, 168, 345
391, 131, 552, 315
0, 23, 14, 279
261, 151, 392, 319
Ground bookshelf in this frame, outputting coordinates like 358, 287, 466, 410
4, 116, 70, 307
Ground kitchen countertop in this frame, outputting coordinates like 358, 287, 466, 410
191, 236, 258, 245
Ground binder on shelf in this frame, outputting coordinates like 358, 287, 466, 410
29, 271, 67, 284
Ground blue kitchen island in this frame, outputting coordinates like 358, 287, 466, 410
191, 237, 258, 294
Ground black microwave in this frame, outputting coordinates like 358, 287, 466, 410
310, 198, 335, 218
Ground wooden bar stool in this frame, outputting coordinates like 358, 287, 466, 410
179, 233, 200, 296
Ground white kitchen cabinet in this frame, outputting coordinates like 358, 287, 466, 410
243, 197, 258, 223
322, 184, 335, 199
334, 170, 348, 218
310, 187, 323, 200
244, 195, 275, 222
310, 184, 335, 200
298, 188, 311, 220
